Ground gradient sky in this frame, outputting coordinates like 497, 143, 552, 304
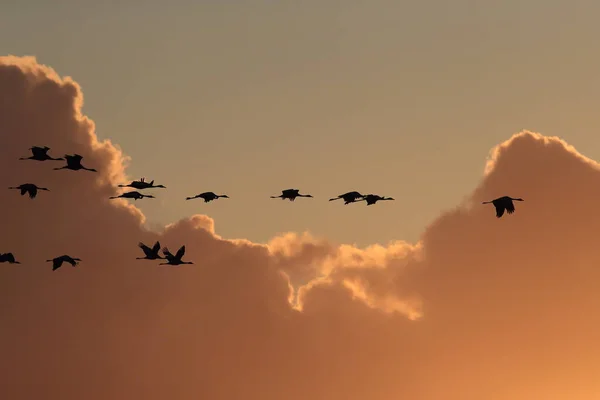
2, 0, 600, 246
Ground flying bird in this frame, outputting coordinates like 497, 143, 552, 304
358, 194, 395, 206
8, 183, 49, 199
119, 178, 166, 190
46, 255, 81, 271
329, 191, 365, 205
482, 196, 524, 218
270, 189, 313, 201
185, 192, 229, 202
160, 245, 193, 266
0, 253, 20, 264
109, 191, 155, 201
136, 241, 164, 260
19, 146, 64, 161
54, 154, 97, 172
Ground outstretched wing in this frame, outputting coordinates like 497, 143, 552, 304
175, 245, 186, 260
162, 247, 174, 261
505, 200, 515, 214
495, 205, 505, 218
151, 241, 161, 254
138, 242, 153, 256
31, 146, 48, 157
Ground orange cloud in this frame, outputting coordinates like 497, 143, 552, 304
2, 55, 600, 399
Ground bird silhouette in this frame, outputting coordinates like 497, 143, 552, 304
53, 154, 97, 172
109, 191, 155, 201
482, 196, 524, 218
119, 177, 166, 190
160, 245, 193, 266
270, 188, 313, 202
186, 192, 229, 203
46, 255, 81, 271
136, 241, 164, 260
19, 146, 64, 161
329, 191, 365, 205
358, 194, 395, 206
0, 253, 20, 264
8, 183, 49, 199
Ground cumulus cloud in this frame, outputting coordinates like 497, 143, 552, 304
1, 55, 600, 399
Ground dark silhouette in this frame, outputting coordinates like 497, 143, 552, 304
19, 146, 64, 161
358, 194, 395, 206
119, 177, 166, 190
46, 255, 81, 271
160, 245, 193, 265
9, 183, 49, 199
53, 154, 97, 172
136, 241, 164, 260
329, 191, 366, 205
0, 253, 20, 264
482, 196, 524, 218
186, 192, 229, 203
109, 191, 155, 201
270, 189, 313, 202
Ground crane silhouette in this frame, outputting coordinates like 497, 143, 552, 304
358, 194, 395, 206
270, 189, 313, 201
119, 178, 166, 190
136, 241, 164, 260
109, 191, 155, 201
0, 253, 20, 264
8, 183, 49, 199
329, 191, 365, 205
54, 154, 97, 172
482, 196, 524, 218
46, 255, 81, 271
19, 146, 64, 161
160, 245, 193, 265
186, 192, 229, 203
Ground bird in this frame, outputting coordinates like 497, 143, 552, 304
46, 255, 81, 271
482, 196, 524, 218
19, 146, 64, 161
160, 245, 193, 266
329, 191, 366, 205
136, 241, 164, 260
109, 191, 155, 201
53, 154, 97, 172
358, 194, 395, 205
185, 192, 229, 203
8, 183, 50, 199
118, 177, 166, 190
270, 189, 313, 202
0, 253, 20, 264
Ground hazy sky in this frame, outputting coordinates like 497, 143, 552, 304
2, 0, 600, 246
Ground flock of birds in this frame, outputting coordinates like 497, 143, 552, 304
0, 145, 525, 269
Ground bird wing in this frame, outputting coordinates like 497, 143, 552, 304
52, 259, 62, 270
72, 154, 83, 160
28, 188, 37, 199
505, 201, 515, 214
162, 247, 174, 260
152, 241, 161, 254
138, 242, 152, 256
495, 205, 505, 218
31, 147, 46, 156
66, 257, 77, 266
7, 253, 15, 263
20, 187, 27, 196
175, 246, 186, 260
282, 189, 297, 195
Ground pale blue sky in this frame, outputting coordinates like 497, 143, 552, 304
2, 0, 599, 246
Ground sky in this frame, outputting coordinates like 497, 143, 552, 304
2, 0, 600, 246
2, 2, 600, 399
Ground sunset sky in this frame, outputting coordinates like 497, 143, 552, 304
3, 0, 600, 246
2, 2, 600, 399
